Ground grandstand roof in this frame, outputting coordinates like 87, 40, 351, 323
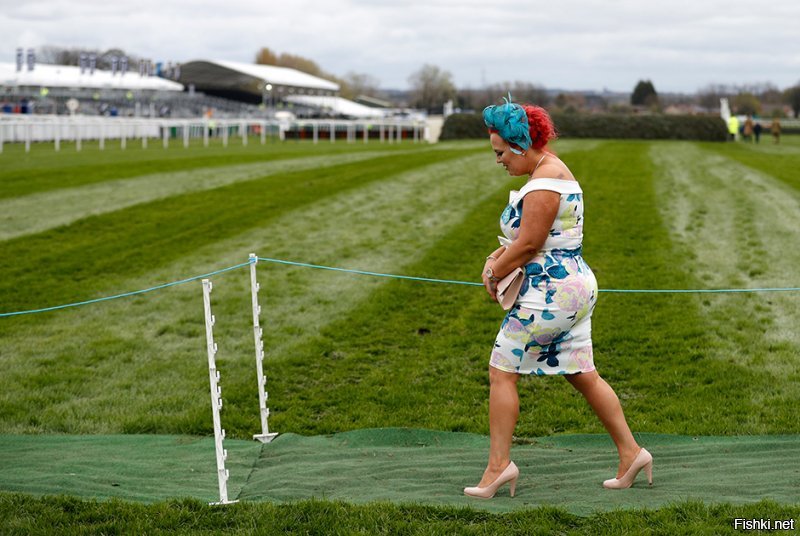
180, 60, 339, 93
0, 62, 184, 91
284, 95, 386, 119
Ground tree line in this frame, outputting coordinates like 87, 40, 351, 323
34, 45, 800, 117
257, 47, 800, 117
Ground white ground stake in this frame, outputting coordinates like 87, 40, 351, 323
201, 279, 238, 505
249, 254, 278, 443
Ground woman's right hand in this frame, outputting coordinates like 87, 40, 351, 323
482, 261, 498, 302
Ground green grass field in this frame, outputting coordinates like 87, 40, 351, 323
1, 136, 799, 533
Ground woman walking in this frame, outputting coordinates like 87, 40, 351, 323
464, 97, 652, 499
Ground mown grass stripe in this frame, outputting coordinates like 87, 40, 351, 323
0, 149, 414, 241
2, 491, 797, 534
0, 150, 499, 435
651, 142, 800, 384
0, 147, 479, 315
700, 136, 800, 190
0, 138, 415, 199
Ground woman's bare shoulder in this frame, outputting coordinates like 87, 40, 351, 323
531, 161, 576, 181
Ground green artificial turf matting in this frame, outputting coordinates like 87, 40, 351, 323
2, 429, 798, 515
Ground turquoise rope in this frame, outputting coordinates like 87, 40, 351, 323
257, 257, 800, 294
598, 287, 800, 294
257, 257, 481, 286
0, 260, 254, 318
3, 256, 798, 319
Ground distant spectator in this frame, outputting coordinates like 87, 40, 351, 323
1, 102, 12, 114
753, 121, 762, 143
727, 115, 739, 141
742, 116, 754, 142
771, 118, 781, 144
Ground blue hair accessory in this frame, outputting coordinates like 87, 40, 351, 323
482, 93, 531, 154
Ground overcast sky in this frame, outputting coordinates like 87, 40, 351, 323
2, 0, 799, 93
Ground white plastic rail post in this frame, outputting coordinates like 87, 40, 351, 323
0, 121, 4, 154
241, 122, 247, 146
55, 122, 61, 151
163, 123, 169, 149
249, 254, 278, 443
202, 279, 238, 505
184, 121, 190, 148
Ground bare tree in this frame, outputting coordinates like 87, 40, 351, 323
255, 47, 279, 66
255, 47, 324, 77
37, 45, 82, 65
36, 45, 139, 72
338, 72, 381, 100
785, 85, 800, 118
697, 84, 733, 112
732, 92, 762, 116
408, 64, 457, 113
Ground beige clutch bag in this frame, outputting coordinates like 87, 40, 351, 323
496, 268, 525, 310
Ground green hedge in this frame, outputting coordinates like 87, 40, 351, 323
440, 112, 729, 142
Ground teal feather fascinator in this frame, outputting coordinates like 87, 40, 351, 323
482, 94, 531, 154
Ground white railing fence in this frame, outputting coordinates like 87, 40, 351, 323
0, 114, 433, 152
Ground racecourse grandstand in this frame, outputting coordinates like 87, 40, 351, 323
0, 59, 264, 117
178, 60, 388, 119
3, 53, 400, 120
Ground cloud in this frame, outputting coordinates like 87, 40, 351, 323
1, 0, 798, 91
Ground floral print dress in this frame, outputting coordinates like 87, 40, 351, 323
490, 178, 598, 375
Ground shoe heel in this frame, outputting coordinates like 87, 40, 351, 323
509, 477, 518, 498
644, 461, 653, 486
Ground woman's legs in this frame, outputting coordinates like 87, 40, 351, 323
478, 366, 520, 486
565, 370, 641, 478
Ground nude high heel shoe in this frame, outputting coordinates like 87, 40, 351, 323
603, 448, 653, 489
464, 461, 519, 498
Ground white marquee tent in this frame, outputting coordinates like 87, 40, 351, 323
0, 62, 184, 91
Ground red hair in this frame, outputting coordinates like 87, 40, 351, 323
487, 104, 557, 151
523, 104, 557, 150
